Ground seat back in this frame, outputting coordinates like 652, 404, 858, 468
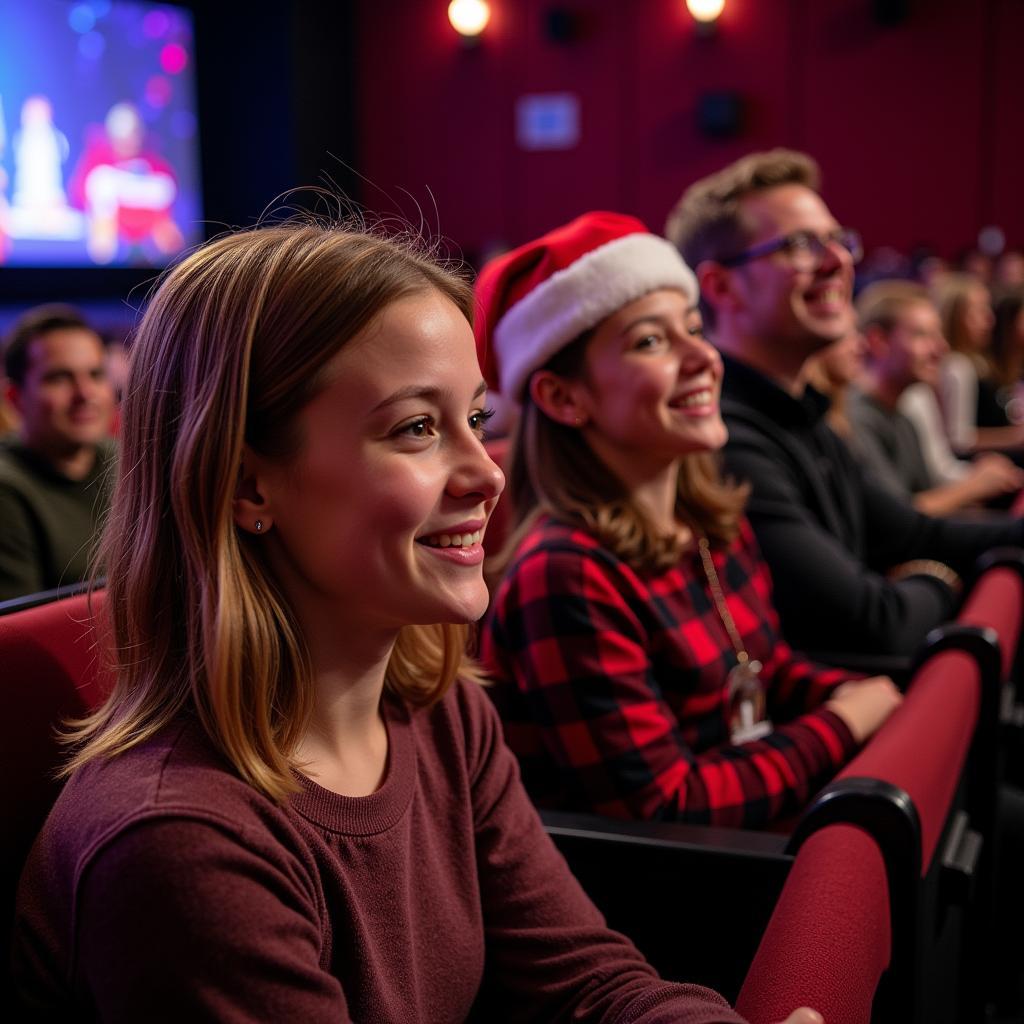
541, 809, 792, 1001
736, 823, 891, 1024
1, 590, 111, 1001
789, 624, 993, 1021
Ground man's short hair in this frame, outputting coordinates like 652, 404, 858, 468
856, 280, 932, 334
665, 149, 821, 270
3, 305, 94, 386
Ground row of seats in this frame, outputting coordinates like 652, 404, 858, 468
2, 549, 1022, 1020
541, 551, 1023, 1023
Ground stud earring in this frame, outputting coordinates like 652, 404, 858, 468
255, 520, 263, 533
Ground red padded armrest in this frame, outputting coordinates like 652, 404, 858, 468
736, 823, 891, 1024
958, 566, 1023, 680
835, 649, 978, 873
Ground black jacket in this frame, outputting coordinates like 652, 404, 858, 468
719, 354, 1024, 656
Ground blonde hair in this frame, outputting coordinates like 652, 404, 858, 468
856, 280, 932, 334
933, 272, 991, 360
64, 222, 480, 802
491, 332, 748, 578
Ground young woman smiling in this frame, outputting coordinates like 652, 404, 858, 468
9, 221, 799, 1023
478, 212, 900, 829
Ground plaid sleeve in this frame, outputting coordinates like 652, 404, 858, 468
763, 637, 860, 721
485, 540, 858, 829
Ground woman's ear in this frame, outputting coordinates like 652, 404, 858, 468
233, 446, 273, 535
529, 370, 590, 429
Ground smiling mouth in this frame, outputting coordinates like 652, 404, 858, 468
808, 287, 845, 305
670, 389, 714, 409
417, 529, 484, 548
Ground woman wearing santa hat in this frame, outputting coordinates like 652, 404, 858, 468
478, 211, 901, 828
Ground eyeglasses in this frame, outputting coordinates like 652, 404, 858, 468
719, 228, 863, 272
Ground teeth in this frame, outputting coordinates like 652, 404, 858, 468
675, 389, 712, 408
419, 529, 484, 548
815, 289, 842, 303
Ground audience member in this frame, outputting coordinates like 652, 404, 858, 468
665, 149, 1024, 655
935, 273, 1024, 451
800, 322, 865, 440
990, 287, 1024, 419
845, 281, 1022, 514
995, 249, 1024, 292
13, 221, 798, 1024
0, 305, 115, 601
477, 211, 899, 828
955, 247, 993, 284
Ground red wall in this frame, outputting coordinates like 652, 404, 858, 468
354, 0, 1024, 262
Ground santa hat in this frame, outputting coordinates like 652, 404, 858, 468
475, 211, 699, 403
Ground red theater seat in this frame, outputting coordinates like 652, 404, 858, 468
777, 553, 1024, 1022
959, 553, 1024, 683
736, 823, 891, 1024
0, 589, 111, 1005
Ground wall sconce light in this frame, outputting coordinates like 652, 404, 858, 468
449, 0, 491, 40
686, 0, 725, 35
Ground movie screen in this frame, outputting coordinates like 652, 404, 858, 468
0, 0, 202, 268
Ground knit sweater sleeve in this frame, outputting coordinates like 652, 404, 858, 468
482, 542, 856, 829
67, 813, 349, 1023
459, 682, 746, 1024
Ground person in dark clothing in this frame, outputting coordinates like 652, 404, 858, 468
0, 305, 116, 599
665, 150, 1024, 657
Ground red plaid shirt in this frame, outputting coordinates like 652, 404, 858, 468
480, 515, 858, 828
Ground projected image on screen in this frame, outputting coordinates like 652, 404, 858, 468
0, 0, 202, 268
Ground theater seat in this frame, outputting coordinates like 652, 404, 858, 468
780, 551, 1023, 1022
0, 589, 111, 1006
736, 823, 891, 1024
540, 809, 793, 1000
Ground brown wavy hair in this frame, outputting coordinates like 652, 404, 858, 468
63, 222, 480, 801
490, 331, 748, 577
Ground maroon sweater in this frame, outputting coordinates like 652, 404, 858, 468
12, 680, 744, 1023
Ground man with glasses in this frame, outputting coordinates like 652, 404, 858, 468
666, 149, 1024, 657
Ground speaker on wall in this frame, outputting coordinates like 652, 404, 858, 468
697, 91, 744, 139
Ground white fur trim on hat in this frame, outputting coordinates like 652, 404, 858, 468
493, 232, 699, 402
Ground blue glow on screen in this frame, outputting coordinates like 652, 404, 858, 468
0, 0, 203, 268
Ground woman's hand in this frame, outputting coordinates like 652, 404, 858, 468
776, 1008, 823, 1024
824, 675, 902, 745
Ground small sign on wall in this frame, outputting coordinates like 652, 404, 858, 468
515, 93, 580, 151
